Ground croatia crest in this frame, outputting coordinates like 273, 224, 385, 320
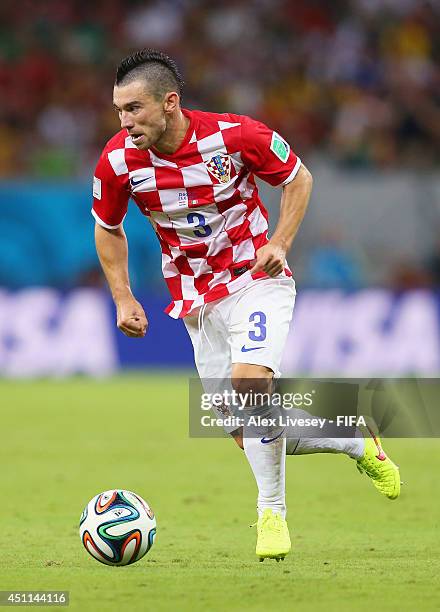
205, 154, 231, 184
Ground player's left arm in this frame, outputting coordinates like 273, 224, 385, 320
250, 163, 313, 276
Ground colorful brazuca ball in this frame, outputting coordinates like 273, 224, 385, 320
79, 489, 156, 566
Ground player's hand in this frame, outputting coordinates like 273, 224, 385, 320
116, 298, 148, 338
249, 242, 286, 277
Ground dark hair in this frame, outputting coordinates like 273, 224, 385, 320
115, 49, 184, 100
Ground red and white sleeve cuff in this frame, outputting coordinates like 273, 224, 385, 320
281, 157, 302, 186
91, 208, 126, 229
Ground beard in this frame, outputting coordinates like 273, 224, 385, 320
133, 118, 167, 150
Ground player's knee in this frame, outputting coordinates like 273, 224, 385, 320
232, 378, 270, 398
231, 363, 273, 400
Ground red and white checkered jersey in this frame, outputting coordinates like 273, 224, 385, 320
92, 109, 301, 318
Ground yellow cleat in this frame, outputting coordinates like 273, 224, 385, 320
356, 431, 401, 500
255, 509, 291, 561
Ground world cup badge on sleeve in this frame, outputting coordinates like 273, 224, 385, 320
205, 154, 231, 183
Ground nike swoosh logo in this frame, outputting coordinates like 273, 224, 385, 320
368, 427, 387, 461
375, 443, 387, 461
130, 176, 151, 187
241, 345, 266, 352
261, 428, 285, 444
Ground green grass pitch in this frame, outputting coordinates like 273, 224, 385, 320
1, 375, 439, 611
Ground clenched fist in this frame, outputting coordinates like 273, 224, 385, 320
250, 242, 286, 277
116, 298, 148, 338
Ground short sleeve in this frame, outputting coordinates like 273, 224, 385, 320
91, 152, 129, 229
240, 116, 301, 187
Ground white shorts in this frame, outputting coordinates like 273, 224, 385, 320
184, 276, 296, 383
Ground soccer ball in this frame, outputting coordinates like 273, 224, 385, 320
79, 489, 156, 566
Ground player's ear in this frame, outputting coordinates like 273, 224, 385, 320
163, 91, 179, 113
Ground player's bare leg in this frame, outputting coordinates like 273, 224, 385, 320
232, 363, 291, 561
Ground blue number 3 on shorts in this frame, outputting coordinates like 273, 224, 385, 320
249, 311, 267, 341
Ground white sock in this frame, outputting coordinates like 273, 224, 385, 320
287, 435, 364, 459
243, 430, 286, 519
281, 408, 365, 459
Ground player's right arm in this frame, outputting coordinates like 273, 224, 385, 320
92, 145, 147, 338
95, 224, 147, 338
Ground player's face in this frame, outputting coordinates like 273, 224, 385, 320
113, 80, 167, 150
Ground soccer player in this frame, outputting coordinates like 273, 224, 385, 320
92, 49, 401, 561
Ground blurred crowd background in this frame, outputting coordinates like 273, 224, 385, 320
1, 0, 439, 292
